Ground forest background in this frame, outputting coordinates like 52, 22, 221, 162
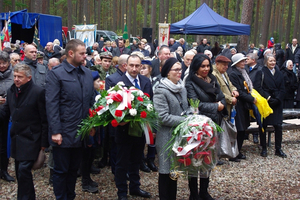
1, 0, 300, 52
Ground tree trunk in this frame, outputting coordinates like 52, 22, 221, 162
68, 0, 73, 31
165, 0, 169, 22
121, 0, 125, 31
128, 0, 132, 37
293, 0, 300, 39
269, 0, 276, 40
98, 0, 101, 28
150, 0, 157, 42
11, 0, 15, 11
253, 0, 260, 46
159, 0, 165, 23
223, 0, 229, 42
0, 0, 3, 13
112, 0, 118, 31
171, 0, 175, 23
143, 0, 149, 27
183, 0, 186, 18
259, 0, 272, 47
132, 0, 137, 36
237, 0, 254, 53
278, 0, 284, 43
209, 0, 213, 9
30, 0, 35, 12
285, 0, 293, 45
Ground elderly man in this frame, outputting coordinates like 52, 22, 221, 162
47, 58, 60, 71
151, 46, 170, 77
197, 38, 210, 53
21, 44, 47, 88
46, 39, 94, 199
87, 42, 101, 55
212, 55, 239, 117
181, 50, 195, 79
10, 53, 21, 68
112, 38, 131, 57
0, 63, 48, 199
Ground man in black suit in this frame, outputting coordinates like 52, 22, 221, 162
113, 55, 153, 200
112, 38, 131, 57
151, 46, 170, 77
245, 53, 263, 144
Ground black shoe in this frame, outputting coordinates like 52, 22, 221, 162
90, 165, 100, 174
261, 149, 267, 157
82, 184, 98, 193
237, 153, 246, 160
275, 149, 287, 158
228, 157, 241, 162
201, 193, 215, 200
0, 170, 15, 182
253, 134, 259, 144
118, 196, 128, 200
140, 160, 151, 173
130, 189, 151, 198
89, 178, 98, 187
147, 158, 158, 172
216, 160, 224, 165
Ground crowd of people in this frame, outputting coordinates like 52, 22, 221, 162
0, 35, 299, 200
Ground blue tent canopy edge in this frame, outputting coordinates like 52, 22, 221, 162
170, 3, 250, 36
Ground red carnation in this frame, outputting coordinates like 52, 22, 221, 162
115, 110, 123, 117
144, 93, 150, 98
177, 146, 183, 152
137, 96, 144, 102
89, 108, 96, 118
95, 105, 104, 112
111, 119, 119, 127
140, 111, 147, 118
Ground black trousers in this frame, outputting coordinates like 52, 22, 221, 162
15, 160, 35, 200
52, 147, 82, 200
81, 146, 95, 182
260, 123, 282, 150
237, 131, 245, 154
114, 137, 144, 197
158, 173, 177, 200
0, 119, 9, 171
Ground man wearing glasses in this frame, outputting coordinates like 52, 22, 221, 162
10, 53, 21, 68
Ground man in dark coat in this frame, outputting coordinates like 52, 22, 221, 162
245, 53, 263, 144
112, 38, 131, 57
86, 43, 101, 55
0, 63, 48, 200
21, 44, 47, 88
151, 46, 170, 77
133, 41, 150, 57
46, 39, 94, 199
275, 43, 285, 69
197, 38, 210, 53
113, 55, 153, 200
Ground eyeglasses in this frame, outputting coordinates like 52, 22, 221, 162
12, 59, 21, 62
170, 68, 182, 72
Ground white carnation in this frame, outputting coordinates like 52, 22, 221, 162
129, 108, 137, 116
131, 94, 135, 101
117, 90, 123, 95
147, 104, 153, 111
95, 94, 101, 102
110, 91, 116, 94
107, 98, 114, 104
138, 90, 144, 96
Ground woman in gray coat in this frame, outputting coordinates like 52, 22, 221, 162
154, 57, 188, 200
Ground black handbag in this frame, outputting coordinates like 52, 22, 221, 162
219, 118, 239, 158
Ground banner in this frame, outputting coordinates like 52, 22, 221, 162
74, 24, 97, 48
123, 24, 130, 48
33, 23, 39, 45
158, 23, 170, 47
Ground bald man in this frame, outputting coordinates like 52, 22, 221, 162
21, 44, 47, 88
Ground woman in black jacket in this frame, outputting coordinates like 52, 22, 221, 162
229, 53, 257, 162
281, 60, 298, 108
185, 54, 227, 200
254, 54, 287, 158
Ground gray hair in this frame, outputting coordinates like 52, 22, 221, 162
10, 52, 19, 59
286, 60, 293, 68
246, 53, 258, 61
118, 54, 129, 65
13, 63, 32, 77
264, 53, 275, 66
0, 51, 10, 62
48, 58, 60, 65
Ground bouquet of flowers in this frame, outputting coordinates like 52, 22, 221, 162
77, 81, 158, 144
166, 115, 222, 177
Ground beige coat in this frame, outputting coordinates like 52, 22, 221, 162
212, 65, 237, 117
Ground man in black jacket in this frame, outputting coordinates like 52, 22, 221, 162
46, 39, 94, 199
286, 38, 300, 73
0, 63, 48, 200
112, 39, 131, 57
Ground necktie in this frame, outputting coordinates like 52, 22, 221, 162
249, 66, 252, 72
134, 79, 140, 89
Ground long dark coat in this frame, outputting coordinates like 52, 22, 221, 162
229, 67, 255, 132
280, 67, 298, 108
253, 66, 285, 125
0, 80, 48, 161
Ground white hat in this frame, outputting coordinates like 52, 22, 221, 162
231, 53, 247, 66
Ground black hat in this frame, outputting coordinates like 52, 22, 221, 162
161, 57, 179, 77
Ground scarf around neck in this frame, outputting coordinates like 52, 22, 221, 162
191, 73, 219, 101
236, 67, 253, 92
160, 77, 183, 93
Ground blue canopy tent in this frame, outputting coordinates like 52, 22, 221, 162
0, 9, 62, 47
170, 3, 250, 36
